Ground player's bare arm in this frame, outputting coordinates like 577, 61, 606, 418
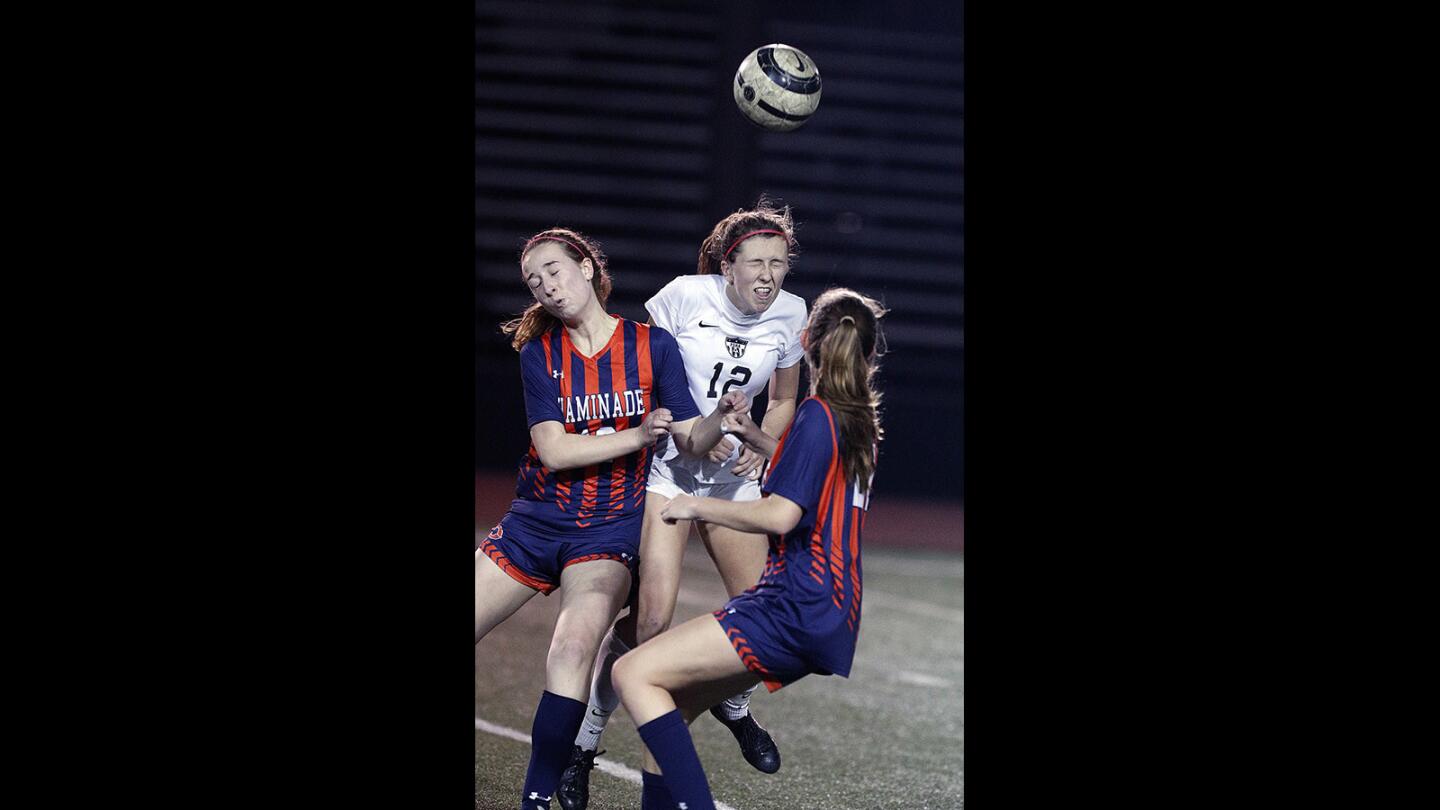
659, 491, 803, 536
529, 408, 672, 471
724, 362, 800, 473
670, 390, 750, 458
756, 362, 800, 454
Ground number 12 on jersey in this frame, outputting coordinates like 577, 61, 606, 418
706, 362, 751, 398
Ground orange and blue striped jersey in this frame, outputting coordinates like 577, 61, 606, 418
508, 319, 699, 537
757, 397, 875, 677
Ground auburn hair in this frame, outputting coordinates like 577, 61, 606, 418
696, 195, 797, 276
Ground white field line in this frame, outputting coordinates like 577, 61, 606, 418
893, 670, 955, 689
474, 716, 740, 810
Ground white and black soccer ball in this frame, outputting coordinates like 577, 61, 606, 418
733, 44, 821, 132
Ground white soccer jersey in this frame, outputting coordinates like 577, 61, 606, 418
646, 274, 807, 484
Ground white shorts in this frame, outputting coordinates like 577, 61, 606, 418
646, 454, 762, 502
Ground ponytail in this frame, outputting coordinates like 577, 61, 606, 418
807, 290, 887, 494
500, 303, 561, 352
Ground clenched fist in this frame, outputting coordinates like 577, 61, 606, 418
721, 410, 756, 443
638, 407, 673, 446
717, 390, 751, 416
708, 435, 739, 464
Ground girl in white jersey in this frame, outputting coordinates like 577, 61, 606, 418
558, 201, 807, 810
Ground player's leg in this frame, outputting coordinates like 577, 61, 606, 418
520, 559, 631, 810
695, 507, 781, 773
634, 491, 693, 645
612, 613, 761, 810
475, 544, 541, 644
559, 494, 688, 809
555, 616, 631, 810
696, 522, 768, 598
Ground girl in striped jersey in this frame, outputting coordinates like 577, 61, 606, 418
475, 229, 744, 810
612, 288, 888, 810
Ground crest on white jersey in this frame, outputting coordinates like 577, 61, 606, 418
725, 335, 749, 359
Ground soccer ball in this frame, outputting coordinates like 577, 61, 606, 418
733, 44, 821, 132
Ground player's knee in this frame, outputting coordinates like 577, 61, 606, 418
610, 652, 643, 702
545, 634, 594, 679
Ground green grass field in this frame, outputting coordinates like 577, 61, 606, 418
475, 532, 964, 809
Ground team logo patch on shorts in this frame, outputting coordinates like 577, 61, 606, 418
488, 525, 503, 540
725, 335, 749, 359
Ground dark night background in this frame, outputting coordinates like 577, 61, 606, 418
474, 0, 965, 507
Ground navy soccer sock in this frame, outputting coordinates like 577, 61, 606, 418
637, 710, 715, 810
641, 769, 674, 810
521, 691, 587, 809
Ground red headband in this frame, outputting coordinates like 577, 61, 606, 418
723, 229, 789, 260
522, 234, 588, 261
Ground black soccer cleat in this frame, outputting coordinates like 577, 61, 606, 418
709, 706, 781, 774
556, 745, 602, 810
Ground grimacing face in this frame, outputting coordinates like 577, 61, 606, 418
722, 234, 789, 314
521, 241, 594, 321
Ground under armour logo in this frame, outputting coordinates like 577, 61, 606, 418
527, 792, 550, 801
678, 804, 688, 810
552, 369, 564, 379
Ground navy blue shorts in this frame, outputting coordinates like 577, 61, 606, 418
479, 512, 638, 596
712, 591, 828, 693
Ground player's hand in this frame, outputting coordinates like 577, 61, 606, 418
732, 445, 765, 480
721, 411, 757, 443
638, 407, 673, 446
707, 435, 739, 464
660, 494, 701, 524
717, 390, 751, 416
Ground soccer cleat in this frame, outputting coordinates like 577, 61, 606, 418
556, 745, 602, 810
709, 706, 781, 774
